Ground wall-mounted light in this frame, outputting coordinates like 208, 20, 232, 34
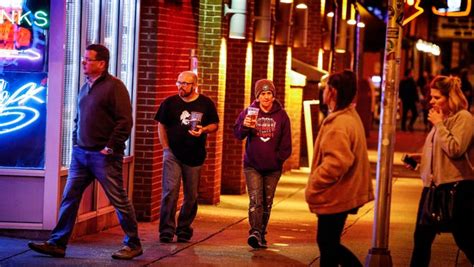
322, 0, 335, 51
274, 0, 294, 46
254, 0, 272, 43
347, 3, 356, 25
224, 0, 248, 39
293, 1, 308, 48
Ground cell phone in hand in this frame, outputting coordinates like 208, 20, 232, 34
402, 154, 419, 170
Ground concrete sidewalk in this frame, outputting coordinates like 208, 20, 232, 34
0, 168, 471, 266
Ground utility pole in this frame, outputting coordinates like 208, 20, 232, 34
365, 0, 404, 266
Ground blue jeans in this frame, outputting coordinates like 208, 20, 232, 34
49, 146, 141, 249
317, 211, 362, 267
160, 148, 201, 239
244, 167, 281, 237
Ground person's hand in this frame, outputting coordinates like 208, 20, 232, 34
242, 116, 255, 128
188, 125, 204, 137
402, 153, 421, 171
428, 108, 444, 125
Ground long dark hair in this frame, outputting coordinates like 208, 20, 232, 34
327, 70, 357, 111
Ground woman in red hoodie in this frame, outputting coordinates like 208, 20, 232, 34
234, 79, 292, 249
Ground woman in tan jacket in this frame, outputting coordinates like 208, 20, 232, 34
306, 70, 374, 267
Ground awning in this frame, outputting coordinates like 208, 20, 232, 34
291, 58, 328, 82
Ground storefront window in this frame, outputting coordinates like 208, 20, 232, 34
61, 0, 138, 166
102, 0, 119, 76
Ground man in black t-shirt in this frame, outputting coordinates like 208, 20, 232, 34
154, 71, 219, 243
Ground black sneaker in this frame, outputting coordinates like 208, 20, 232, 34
177, 235, 190, 243
111, 245, 143, 260
159, 234, 173, 243
260, 236, 268, 248
28, 241, 66, 258
247, 233, 262, 249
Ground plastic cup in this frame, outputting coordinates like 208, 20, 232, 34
246, 107, 259, 128
190, 111, 203, 131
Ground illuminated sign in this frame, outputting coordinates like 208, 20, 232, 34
0, 79, 45, 134
432, 0, 472, 16
0, 0, 49, 71
0, 10, 49, 28
403, 0, 424, 26
0, 72, 47, 169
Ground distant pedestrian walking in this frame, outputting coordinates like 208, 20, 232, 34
305, 70, 374, 267
403, 75, 474, 267
399, 69, 419, 131
234, 79, 292, 249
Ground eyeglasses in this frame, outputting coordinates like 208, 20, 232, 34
81, 57, 100, 62
176, 81, 194, 87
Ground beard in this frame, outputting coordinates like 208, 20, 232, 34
179, 89, 192, 97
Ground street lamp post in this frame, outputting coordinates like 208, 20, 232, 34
365, 0, 404, 266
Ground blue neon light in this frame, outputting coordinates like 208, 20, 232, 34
0, 79, 45, 134
0, 72, 47, 169
0, 48, 42, 61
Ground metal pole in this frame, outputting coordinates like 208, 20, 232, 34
365, 0, 403, 266
329, 0, 338, 72
352, 1, 360, 75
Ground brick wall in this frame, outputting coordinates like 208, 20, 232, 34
292, 0, 323, 168
197, 0, 224, 204
221, 38, 248, 194
134, 1, 200, 221
133, 0, 326, 219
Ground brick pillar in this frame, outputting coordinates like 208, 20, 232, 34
134, 1, 199, 221
221, 38, 249, 195
292, 0, 323, 168
196, 0, 224, 204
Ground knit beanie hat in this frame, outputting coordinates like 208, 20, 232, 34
255, 79, 276, 98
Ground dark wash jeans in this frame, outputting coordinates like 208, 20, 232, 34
49, 146, 141, 249
317, 210, 362, 267
410, 180, 474, 267
159, 148, 201, 239
244, 167, 282, 238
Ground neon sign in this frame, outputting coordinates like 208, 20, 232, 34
0, 10, 49, 28
403, 0, 424, 26
0, 72, 47, 169
0, 48, 40, 60
0, 0, 49, 70
0, 79, 45, 134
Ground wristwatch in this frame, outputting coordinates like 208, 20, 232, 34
104, 147, 113, 154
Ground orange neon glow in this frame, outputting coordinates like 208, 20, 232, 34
432, 0, 472, 17
402, 0, 424, 26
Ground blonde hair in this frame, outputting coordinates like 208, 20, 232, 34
430, 75, 468, 114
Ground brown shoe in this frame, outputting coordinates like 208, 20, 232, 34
28, 241, 66, 258
111, 245, 143, 260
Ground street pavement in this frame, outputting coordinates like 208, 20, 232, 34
1, 129, 472, 266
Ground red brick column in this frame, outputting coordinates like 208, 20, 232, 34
221, 38, 249, 195
134, 1, 199, 221
196, 0, 225, 204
